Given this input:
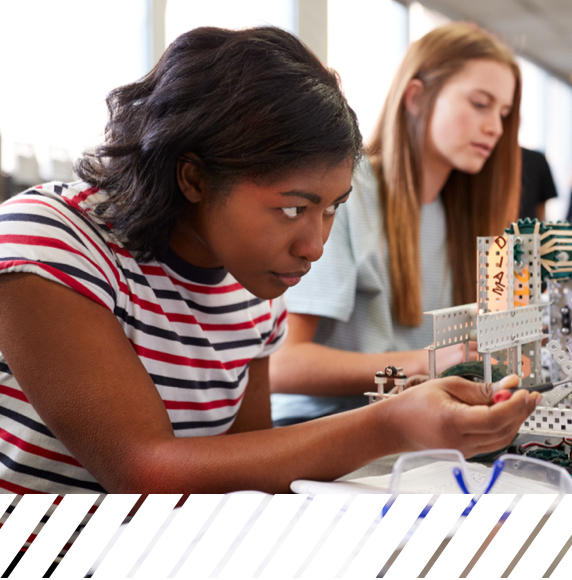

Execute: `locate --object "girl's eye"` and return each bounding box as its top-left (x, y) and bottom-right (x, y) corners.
top-left (472, 101), bottom-right (487, 110)
top-left (281, 206), bottom-right (305, 219)
top-left (324, 203), bottom-right (340, 217)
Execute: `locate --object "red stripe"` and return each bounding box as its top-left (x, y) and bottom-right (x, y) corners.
top-left (65, 186), bottom-right (100, 211)
top-left (139, 264), bottom-right (242, 295)
top-left (170, 277), bottom-right (243, 295)
top-left (0, 233), bottom-right (114, 289)
top-left (0, 428), bottom-right (83, 467)
top-left (113, 287), bottom-right (269, 330)
top-left (163, 392), bottom-right (244, 410)
top-left (132, 342), bottom-right (250, 370)
top-left (108, 242), bottom-right (133, 258)
top-left (276, 309), bottom-right (288, 325)
top-left (1, 197), bottom-right (121, 286)
top-left (0, 384), bottom-right (29, 403)
top-left (0, 477), bottom-right (46, 495)
top-left (0, 260), bottom-right (110, 311)
top-left (199, 312), bottom-right (271, 332)
top-left (164, 312), bottom-right (200, 325)
top-left (118, 282), bottom-right (178, 320)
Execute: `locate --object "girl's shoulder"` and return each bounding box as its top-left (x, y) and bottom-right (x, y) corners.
top-left (347, 157), bottom-right (382, 220)
top-left (2, 181), bottom-right (118, 245)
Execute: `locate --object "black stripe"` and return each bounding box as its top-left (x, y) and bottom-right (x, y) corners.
top-left (172, 415), bottom-right (235, 430)
top-left (153, 289), bottom-right (263, 315)
top-left (160, 245), bottom-right (228, 285)
top-left (0, 406), bottom-right (55, 438)
top-left (123, 269), bottom-right (152, 288)
top-left (267, 333), bottom-right (284, 346)
top-left (42, 261), bottom-right (116, 301)
top-left (150, 365), bottom-right (248, 391)
top-left (0, 213), bottom-right (88, 250)
top-left (22, 188), bottom-right (113, 246)
top-left (114, 307), bottom-right (269, 351)
top-left (0, 363), bottom-right (12, 375)
top-left (0, 257), bottom-right (116, 303)
top-left (0, 451), bottom-right (106, 492)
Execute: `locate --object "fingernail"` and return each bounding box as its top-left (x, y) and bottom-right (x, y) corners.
top-left (499, 375), bottom-right (517, 387)
top-left (493, 375), bottom-right (517, 393)
top-left (536, 395), bottom-right (543, 406)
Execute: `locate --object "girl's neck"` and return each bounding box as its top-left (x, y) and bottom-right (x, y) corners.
top-left (420, 159), bottom-right (452, 205)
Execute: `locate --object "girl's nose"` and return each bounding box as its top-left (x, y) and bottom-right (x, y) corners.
top-left (291, 220), bottom-right (327, 263)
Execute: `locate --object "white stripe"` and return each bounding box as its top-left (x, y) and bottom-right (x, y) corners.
top-left (52, 494), bottom-right (139, 579)
top-left (0, 494), bottom-right (57, 576)
top-left (510, 494), bottom-right (572, 578)
top-left (92, 494), bottom-right (182, 578)
top-left (426, 494), bottom-right (515, 578)
top-left (343, 494), bottom-right (432, 578)
top-left (468, 494), bottom-right (556, 577)
top-left (10, 494), bottom-right (99, 579)
top-left (259, 494), bottom-right (350, 578)
top-left (218, 493), bottom-right (308, 578)
top-left (386, 494), bottom-right (474, 578)
top-left (134, 494), bottom-right (224, 579)
top-left (301, 494), bottom-right (390, 579)
top-left (174, 493), bottom-right (267, 578)
top-left (548, 517), bottom-right (572, 577)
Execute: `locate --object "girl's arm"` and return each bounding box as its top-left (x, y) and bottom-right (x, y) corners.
top-left (269, 312), bottom-right (474, 396)
top-left (0, 273), bottom-right (536, 494)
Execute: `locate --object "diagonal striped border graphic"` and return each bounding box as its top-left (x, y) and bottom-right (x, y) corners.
top-left (0, 493), bottom-right (570, 578)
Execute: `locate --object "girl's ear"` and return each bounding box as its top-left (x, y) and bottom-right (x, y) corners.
top-left (403, 79), bottom-right (425, 117)
top-left (177, 154), bottom-right (206, 203)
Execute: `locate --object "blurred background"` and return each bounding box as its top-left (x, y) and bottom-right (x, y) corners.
top-left (1, 0), bottom-right (571, 219)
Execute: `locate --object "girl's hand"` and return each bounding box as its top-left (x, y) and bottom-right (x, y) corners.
top-left (382, 374), bottom-right (540, 458)
top-left (388, 374), bottom-right (428, 394)
top-left (434, 342), bottom-right (479, 375)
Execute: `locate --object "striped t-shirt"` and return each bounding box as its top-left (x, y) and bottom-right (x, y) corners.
top-left (0, 181), bottom-right (287, 495)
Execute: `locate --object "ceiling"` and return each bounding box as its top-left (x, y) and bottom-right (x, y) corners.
top-left (404, 0), bottom-right (572, 85)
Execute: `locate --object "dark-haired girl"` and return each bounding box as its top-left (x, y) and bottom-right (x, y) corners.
top-left (0, 26), bottom-right (537, 498)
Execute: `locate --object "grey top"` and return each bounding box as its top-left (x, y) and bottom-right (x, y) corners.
top-left (271, 158), bottom-right (453, 422)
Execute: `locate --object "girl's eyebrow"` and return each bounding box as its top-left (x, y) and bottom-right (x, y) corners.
top-left (472, 89), bottom-right (513, 112)
top-left (472, 89), bottom-right (494, 100)
top-left (280, 186), bottom-right (353, 205)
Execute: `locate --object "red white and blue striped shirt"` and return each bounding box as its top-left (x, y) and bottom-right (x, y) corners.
top-left (0, 181), bottom-right (287, 495)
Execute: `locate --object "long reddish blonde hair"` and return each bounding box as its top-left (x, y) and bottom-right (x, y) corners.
top-left (367, 22), bottom-right (521, 327)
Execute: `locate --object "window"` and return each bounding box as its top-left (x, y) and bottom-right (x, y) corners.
top-left (165, 0), bottom-right (295, 46)
top-left (0, 0), bottom-right (147, 184)
top-left (327, 0), bottom-right (407, 143)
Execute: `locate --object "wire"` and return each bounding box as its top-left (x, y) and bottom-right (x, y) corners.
top-left (521, 439), bottom-right (565, 450)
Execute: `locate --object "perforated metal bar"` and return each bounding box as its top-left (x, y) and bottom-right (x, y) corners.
top-left (476, 304), bottom-right (545, 352)
top-left (424, 303), bottom-right (477, 349)
top-left (521, 405), bottom-right (572, 436)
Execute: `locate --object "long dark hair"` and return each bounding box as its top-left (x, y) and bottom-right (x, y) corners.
top-left (75, 26), bottom-right (362, 261)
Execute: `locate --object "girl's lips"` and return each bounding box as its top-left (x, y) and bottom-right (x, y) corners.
top-left (272, 270), bottom-right (309, 287)
top-left (472, 142), bottom-right (493, 156)
top-left (277, 275), bottom-right (302, 287)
